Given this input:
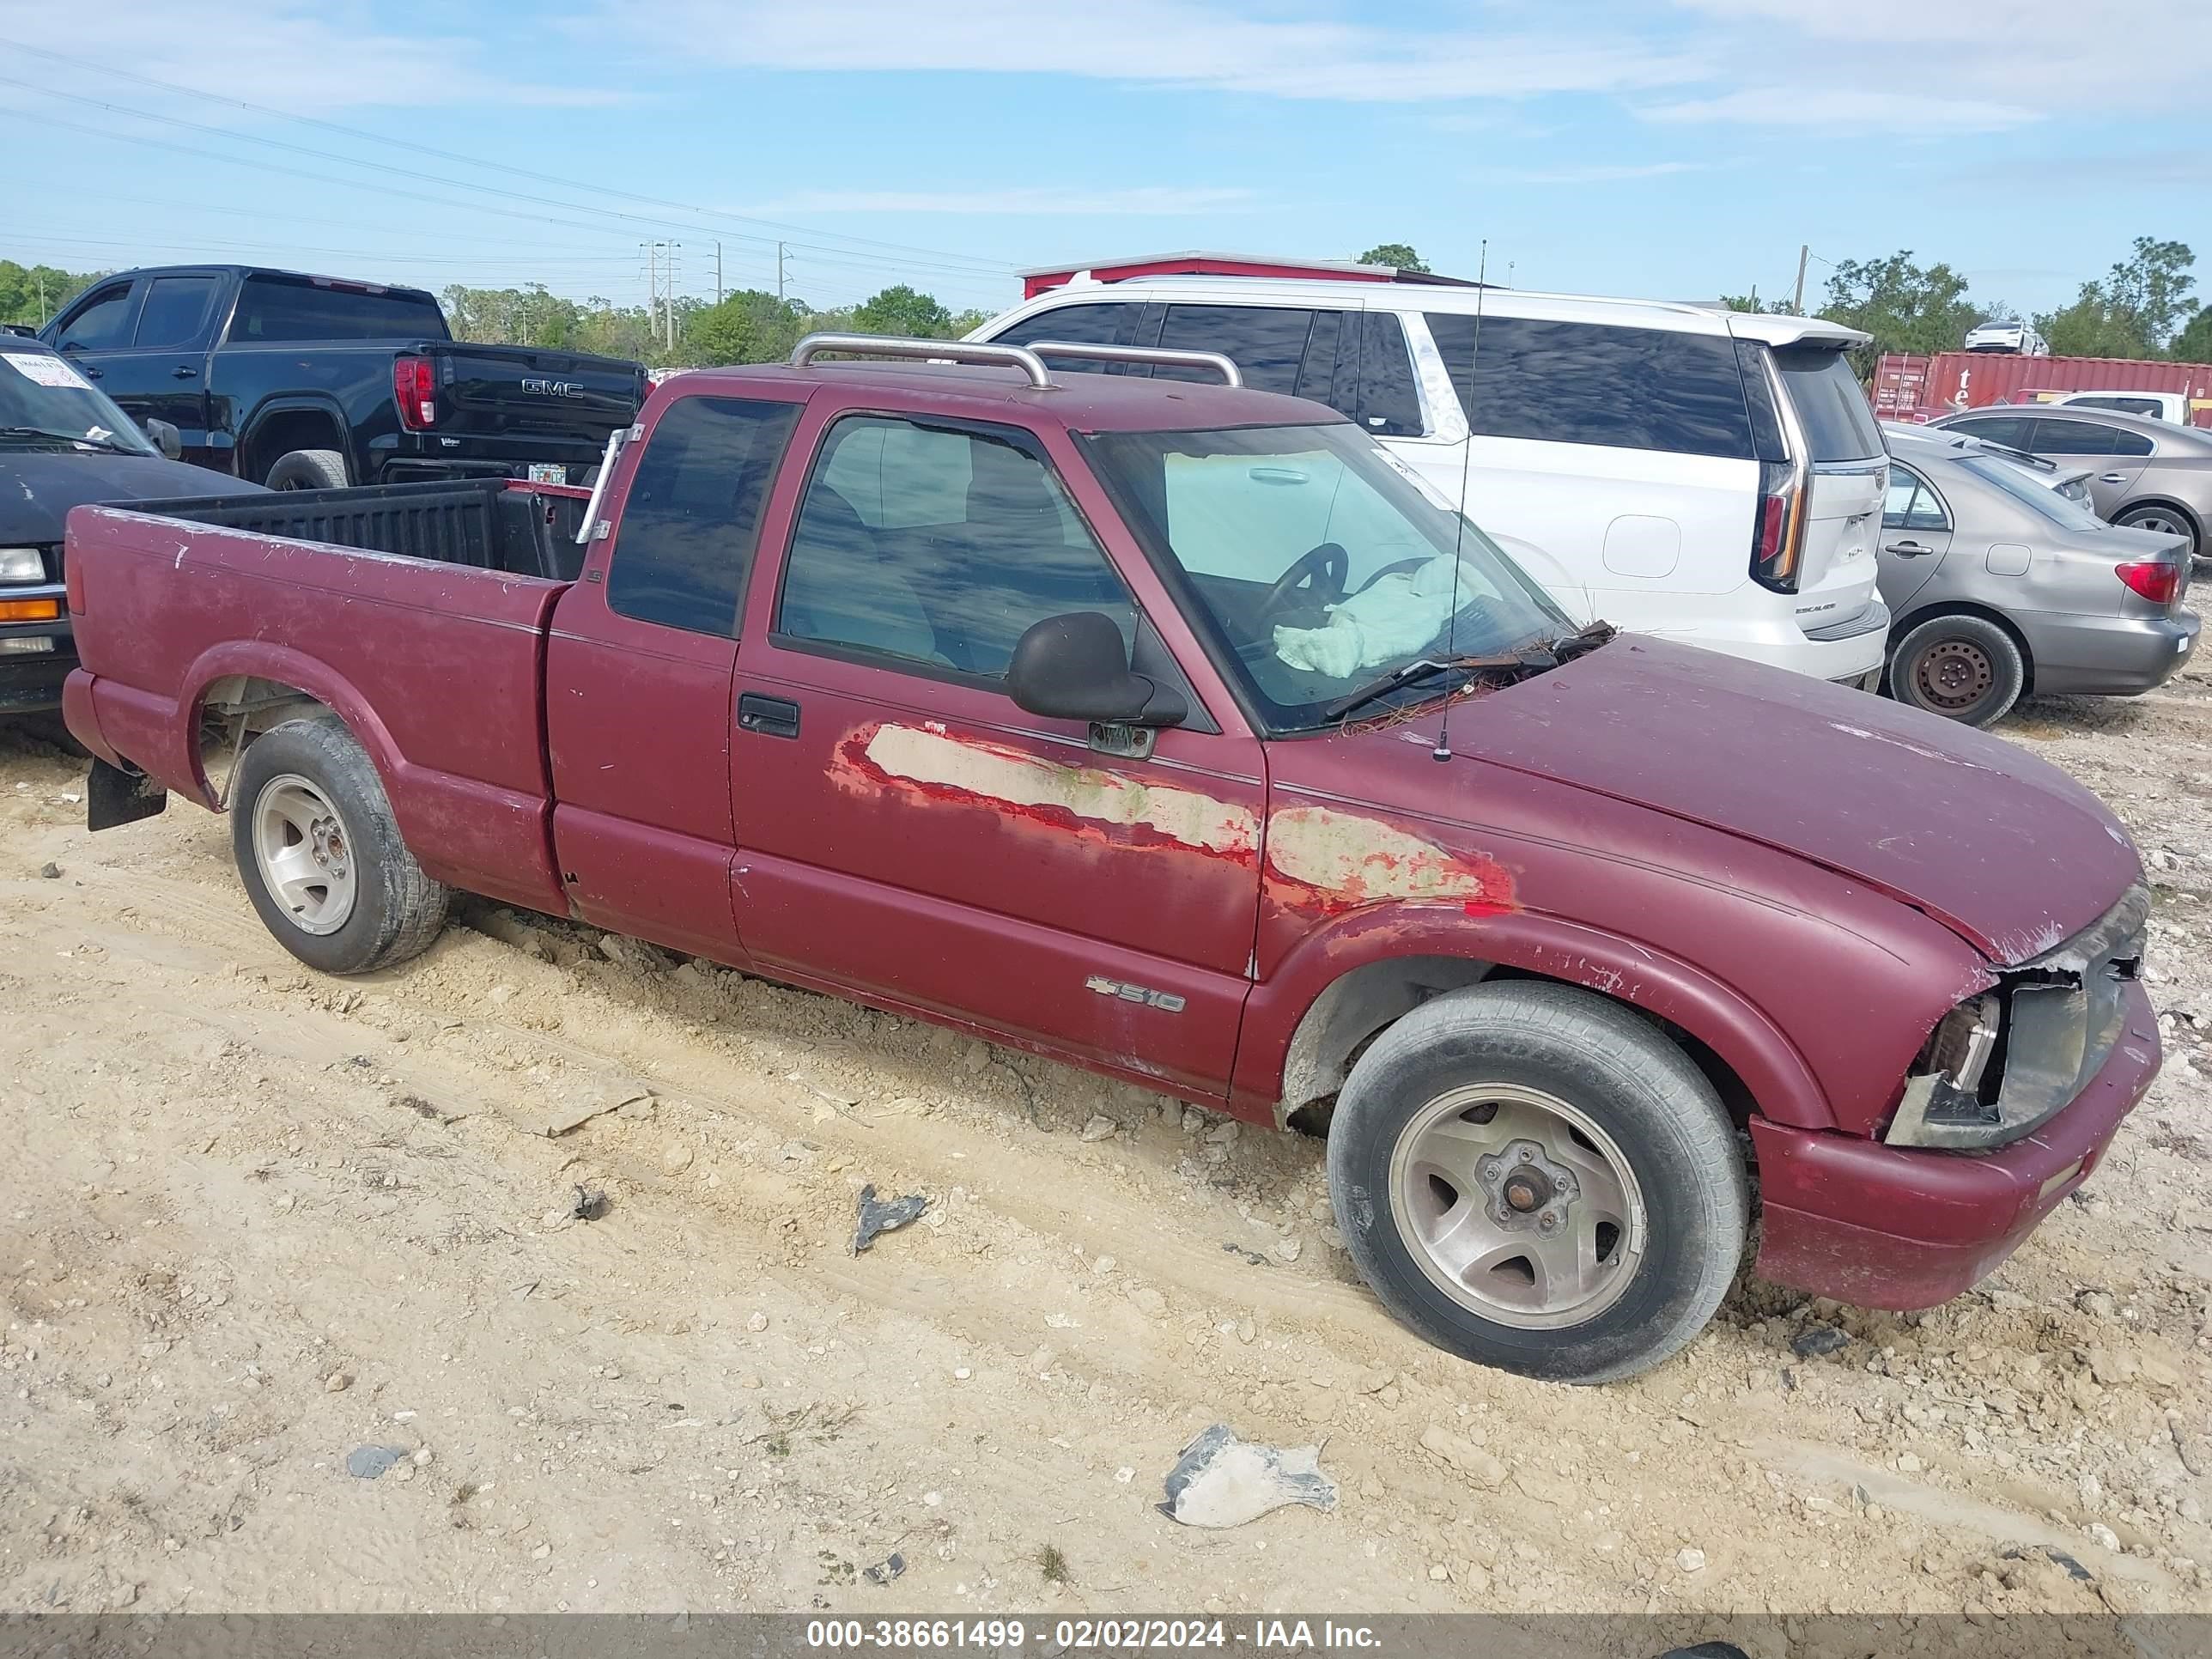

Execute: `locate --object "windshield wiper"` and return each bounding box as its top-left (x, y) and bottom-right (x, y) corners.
top-left (1322, 623), bottom-right (1617, 725)
top-left (1323, 658), bottom-right (1468, 723)
top-left (0, 425), bottom-right (141, 454)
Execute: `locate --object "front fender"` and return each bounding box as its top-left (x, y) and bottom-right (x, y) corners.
top-left (1230, 903), bottom-right (1836, 1131)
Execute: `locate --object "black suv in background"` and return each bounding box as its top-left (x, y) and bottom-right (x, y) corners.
top-left (41, 265), bottom-right (643, 489)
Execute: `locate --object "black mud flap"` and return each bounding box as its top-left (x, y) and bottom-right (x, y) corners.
top-left (87, 757), bottom-right (167, 831)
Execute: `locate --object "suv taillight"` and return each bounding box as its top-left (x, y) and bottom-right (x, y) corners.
top-left (1751, 459), bottom-right (1809, 592)
top-left (394, 356), bottom-right (437, 430)
top-left (2117, 560), bottom-right (2182, 606)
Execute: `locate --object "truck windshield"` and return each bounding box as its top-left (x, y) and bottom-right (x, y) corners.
top-left (1082, 422), bottom-right (1575, 732)
top-left (0, 349), bottom-right (156, 454)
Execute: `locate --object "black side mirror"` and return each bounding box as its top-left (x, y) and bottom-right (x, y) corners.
top-left (142, 419), bottom-right (182, 461)
top-left (1006, 611), bottom-right (1187, 729)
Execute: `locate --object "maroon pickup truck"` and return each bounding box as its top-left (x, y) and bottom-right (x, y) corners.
top-left (60, 335), bottom-right (2160, 1383)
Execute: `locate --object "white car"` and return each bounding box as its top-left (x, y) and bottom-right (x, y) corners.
top-left (2048, 389), bottom-right (2190, 423)
top-left (1963, 319), bottom-right (2051, 356)
top-left (975, 254), bottom-right (1891, 685)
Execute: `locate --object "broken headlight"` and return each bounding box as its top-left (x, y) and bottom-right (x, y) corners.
top-left (1887, 994), bottom-right (2005, 1146)
top-left (1886, 886), bottom-right (2146, 1151)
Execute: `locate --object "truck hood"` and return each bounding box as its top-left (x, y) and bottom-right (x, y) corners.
top-left (1, 452), bottom-right (264, 545)
top-left (1432, 635), bottom-right (2138, 964)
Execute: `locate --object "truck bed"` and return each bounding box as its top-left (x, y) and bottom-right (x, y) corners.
top-left (115, 477), bottom-right (592, 580)
top-left (64, 495), bottom-right (573, 915)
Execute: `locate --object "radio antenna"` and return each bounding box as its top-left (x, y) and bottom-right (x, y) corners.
top-left (1432, 239), bottom-right (1488, 763)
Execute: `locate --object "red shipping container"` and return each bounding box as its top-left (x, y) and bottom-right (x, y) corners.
top-left (1874, 351), bottom-right (2212, 427)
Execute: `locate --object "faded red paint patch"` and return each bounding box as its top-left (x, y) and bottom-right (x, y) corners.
top-left (1263, 804), bottom-right (1516, 917)
top-left (830, 721), bottom-right (1261, 866)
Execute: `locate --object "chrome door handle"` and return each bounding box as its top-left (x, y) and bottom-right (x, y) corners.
top-left (2099, 472), bottom-right (2130, 483)
top-left (1885, 540), bottom-right (1936, 556)
top-left (172, 365), bottom-right (199, 380)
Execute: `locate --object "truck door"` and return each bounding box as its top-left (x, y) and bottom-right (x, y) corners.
top-left (112, 272), bottom-right (225, 465)
top-left (730, 405), bottom-right (1265, 1098)
top-left (46, 278), bottom-right (143, 404)
top-left (544, 390), bottom-right (806, 961)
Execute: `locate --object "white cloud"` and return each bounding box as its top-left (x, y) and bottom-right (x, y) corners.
top-left (0, 0), bottom-right (623, 110)
top-left (605, 0), bottom-right (1708, 102)
top-left (1480, 161), bottom-right (1711, 185)
top-left (1660, 0), bottom-right (2212, 122)
top-left (753, 186), bottom-right (1258, 216)
top-left (1642, 88), bottom-right (2037, 131)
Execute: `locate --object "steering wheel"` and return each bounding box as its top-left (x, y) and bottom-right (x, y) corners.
top-left (1258, 541), bottom-right (1351, 620)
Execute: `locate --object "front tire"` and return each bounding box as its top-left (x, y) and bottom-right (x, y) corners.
top-left (264, 447), bottom-right (349, 491)
top-left (230, 717), bottom-right (450, 974)
top-left (1885, 612), bottom-right (2025, 727)
top-left (1328, 981), bottom-right (1747, 1384)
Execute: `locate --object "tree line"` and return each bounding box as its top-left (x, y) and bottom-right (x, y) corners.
top-left (439, 283), bottom-right (992, 368)
top-left (13, 236), bottom-right (2210, 374)
top-left (1717, 235), bottom-right (2210, 373)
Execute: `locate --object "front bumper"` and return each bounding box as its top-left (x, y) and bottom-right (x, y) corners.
top-left (0, 608), bottom-right (74, 714)
top-left (2023, 607), bottom-right (2198, 697)
top-left (1750, 978), bottom-right (2160, 1310)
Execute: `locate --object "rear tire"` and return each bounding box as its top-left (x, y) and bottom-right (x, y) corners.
top-left (1885, 612), bottom-right (2025, 727)
top-left (1327, 980), bottom-right (1747, 1384)
top-left (230, 717), bottom-right (450, 975)
top-left (265, 447), bottom-right (349, 491)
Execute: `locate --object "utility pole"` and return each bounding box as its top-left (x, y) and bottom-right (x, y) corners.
top-left (1791, 244), bottom-right (1809, 315)
top-left (667, 243), bottom-right (681, 350)
top-left (777, 241), bottom-right (787, 304)
top-left (715, 240), bottom-right (723, 307)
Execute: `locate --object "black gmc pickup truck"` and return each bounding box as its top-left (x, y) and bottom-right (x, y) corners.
top-left (39, 265), bottom-right (644, 489)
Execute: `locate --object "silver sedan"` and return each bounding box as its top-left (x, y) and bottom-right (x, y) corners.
top-left (1878, 427), bottom-right (2199, 726)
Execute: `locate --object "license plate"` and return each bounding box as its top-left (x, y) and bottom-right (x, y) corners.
top-left (527, 463), bottom-right (568, 485)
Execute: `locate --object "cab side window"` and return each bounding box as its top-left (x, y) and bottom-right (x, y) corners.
top-left (775, 415), bottom-right (1135, 679)
top-left (605, 395), bottom-right (802, 637)
top-left (135, 276), bottom-right (221, 351)
top-left (55, 285), bottom-right (136, 351)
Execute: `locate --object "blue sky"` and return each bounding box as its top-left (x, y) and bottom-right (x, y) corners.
top-left (3, 0), bottom-right (2208, 323)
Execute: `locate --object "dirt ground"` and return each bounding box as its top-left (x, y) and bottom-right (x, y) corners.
top-left (2, 664), bottom-right (2209, 1628)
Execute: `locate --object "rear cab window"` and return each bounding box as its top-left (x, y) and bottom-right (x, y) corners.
top-left (227, 276), bottom-right (450, 343)
top-left (606, 395), bottom-right (803, 637)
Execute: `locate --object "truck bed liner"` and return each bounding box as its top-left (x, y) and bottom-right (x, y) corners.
top-left (117, 477), bottom-right (591, 580)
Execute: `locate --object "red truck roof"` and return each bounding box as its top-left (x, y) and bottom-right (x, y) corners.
top-left (673, 361), bottom-right (1340, 433)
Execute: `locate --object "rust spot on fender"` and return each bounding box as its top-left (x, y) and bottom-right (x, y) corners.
top-left (1264, 804), bottom-right (1514, 915)
top-left (831, 722), bottom-right (1260, 863)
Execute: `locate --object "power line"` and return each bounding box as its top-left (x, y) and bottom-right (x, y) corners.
top-left (0, 106), bottom-right (995, 304)
top-left (0, 39), bottom-right (1020, 277)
